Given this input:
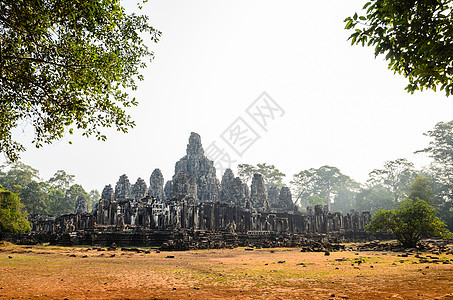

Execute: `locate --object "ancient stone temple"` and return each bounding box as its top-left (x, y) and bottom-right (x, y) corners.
top-left (74, 195), bottom-right (88, 214)
top-left (220, 168), bottom-right (235, 203)
top-left (131, 178), bottom-right (148, 200)
top-left (278, 186), bottom-right (294, 210)
top-left (173, 132), bottom-right (220, 202)
top-left (172, 173), bottom-right (197, 201)
top-left (114, 174), bottom-right (131, 202)
top-left (267, 185), bottom-right (280, 208)
top-left (28, 132), bottom-right (376, 248)
top-left (220, 168), bottom-right (248, 208)
top-left (101, 184), bottom-right (114, 201)
top-left (164, 180), bottom-right (173, 200)
top-left (149, 168), bottom-right (165, 201)
top-left (250, 173), bottom-right (269, 210)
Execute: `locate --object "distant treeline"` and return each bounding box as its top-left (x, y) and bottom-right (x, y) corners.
top-left (239, 120), bottom-right (453, 229)
top-left (2, 120), bottom-right (453, 230)
top-left (0, 162), bottom-right (99, 217)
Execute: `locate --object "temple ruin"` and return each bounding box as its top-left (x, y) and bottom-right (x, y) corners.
top-left (28, 132), bottom-right (375, 248)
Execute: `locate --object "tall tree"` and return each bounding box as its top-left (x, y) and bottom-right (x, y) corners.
top-left (89, 189), bottom-right (100, 211)
top-left (237, 163), bottom-right (285, 187)
top-left (48, 170), bottom-right (75, 191)
top-left (291, 166), bottom-right (354, 210)
top-left (408, 177), bottom-right (435, 205)
top-left (18, 180), bottom-right (47, 215)
top-left (345, 0), bottom-right (453, 96)
top-left (0, 0), bottom-right (161, 161)
top-left (0, 162), bottom-right (40, 192)
top-left (331, 178), bottom-right (361, 213)
top-left (417, 120), bottom-right (453, 228)
top-left (367, 158), bottom-right (417, 203)
top-left (355, 184), bottom-right (395, 213)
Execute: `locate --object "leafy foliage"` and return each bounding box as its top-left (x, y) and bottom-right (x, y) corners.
top-left (355, 184), bottom-right (395, 213)
top-left (0, 162), bottom-right (89, 216)
top-left (367, 198), bottom-right (452, 248)
top-left (416, 120), bottom-right (453, 228)
top-left (0, 0), bottom-right (161, 161)
top-left (291, 166), bottom-right (355, 211)
top-left (367, 158), bottom-right (417, 203)
top-left (237, 163), bottom-right (286, 187)
top-left (345, 0), bottom-right (453, 96)
top-left (0, 186), bottom-right (30, 235)
top-left (408, 176), bottom-right (435, 205)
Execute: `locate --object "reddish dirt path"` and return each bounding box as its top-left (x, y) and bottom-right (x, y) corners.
top-left (0, 243), bottom-right (452, 299)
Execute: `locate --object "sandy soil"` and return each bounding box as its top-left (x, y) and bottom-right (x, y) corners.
top-left (0, 242), bottom-right (452, 300)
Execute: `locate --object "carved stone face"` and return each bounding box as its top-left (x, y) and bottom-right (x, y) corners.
top-left (187, 132), bottom-right (204, 157)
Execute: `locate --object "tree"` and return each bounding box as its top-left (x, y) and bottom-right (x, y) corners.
top-left (0, 0), bottom-right (161, 161)
top-left (331, 178), bottom-right (361, 213)
top-left (48, 170), bottom-right (75, 190)
top-left (367, 158), bottom-right (417, 203)
top-left (345, 1), bottom-right (453, 96)
top-left (306, 194), bottom-right (325, 207)
top-left (0, 162), bottom-right (40, 193)
top-left (64, 184), bottom-right (88, 214)
top-left (237, 163), bottom-right (285, 187)
top-left (408, 177), bottom-right (435, 205)
top-left (89, 189), bottom-right (100, 211)
top-left (19, 180), bottom-right (47, 215)
top-left (355, 184), bottom-right (395, 213)
top-left (291, 166), bottom-right (354, 210)
top-left (0, 186), bottom-right (30, 236)
top-left (367, 198), bottom-right (452, 248)
top-left (416, 120), bottom-right (453, 228)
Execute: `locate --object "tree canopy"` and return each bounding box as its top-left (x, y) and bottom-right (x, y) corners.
top-left (416, 120), bottom-right (453, 228)
top-left (0, 0), bottom-right (161, 161)
top-left (345, 0), bottom-right (453, 96)
top-left (237, 163), bottom-right (286, 187)
top-left (291, 166), bottom-right (355, 211)
top-left (367, 198), bottom-right (451, 248)
top-left (0, 162), bottom-right (94, 216)
top-left (367, 158), bottom-right (416, 203)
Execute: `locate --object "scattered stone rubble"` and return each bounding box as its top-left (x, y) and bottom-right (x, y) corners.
top-left (27, 132), bottom-right (381, 248)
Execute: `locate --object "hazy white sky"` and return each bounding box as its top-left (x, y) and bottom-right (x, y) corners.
top-left (6, 1), bottom-right (453, 192)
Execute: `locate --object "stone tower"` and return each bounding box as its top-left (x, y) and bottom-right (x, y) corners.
top-left (149, 168), bottom-right (165, 201)
top-left (173, 132), bottom-right (220, 202)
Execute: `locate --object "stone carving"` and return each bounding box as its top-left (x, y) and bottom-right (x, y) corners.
top-left (164, 180), bottom-right (173, 200)
top-left (173, 132), bottom-right (219, 202)
top-left (220, 169), bottom-right (248, 207)
top-left (172, 173), bottom-right (197, 201)
top-left (267, 185), bottom-right (280, 208)
top-left (114, 174), bottom-right (131, 202)
top-left (278, 186), bottom-right (293, 210)
top-left (131, 177), bottom-right (148, 200)
top-left (149, 168), bottom-right (165, 201)
top-left (29, 132), bottom-right (378, 248)
top-left (250, 173), bottom-right (269, 210)
top-left (220, 168), bottom-right (235, 204)
top-left (74, 195), bottom-right (88, 214)
top-left (101, 184), bottom-right (114, 200)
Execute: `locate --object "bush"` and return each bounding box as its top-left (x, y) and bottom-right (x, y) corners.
top-left (0, 187), bottom-right (31, 237)
top-left (366, 198), bottom-right (452, 248)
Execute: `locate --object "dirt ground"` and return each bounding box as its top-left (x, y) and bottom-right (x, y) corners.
top-left (0, 242), bottom-right (452, 300)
